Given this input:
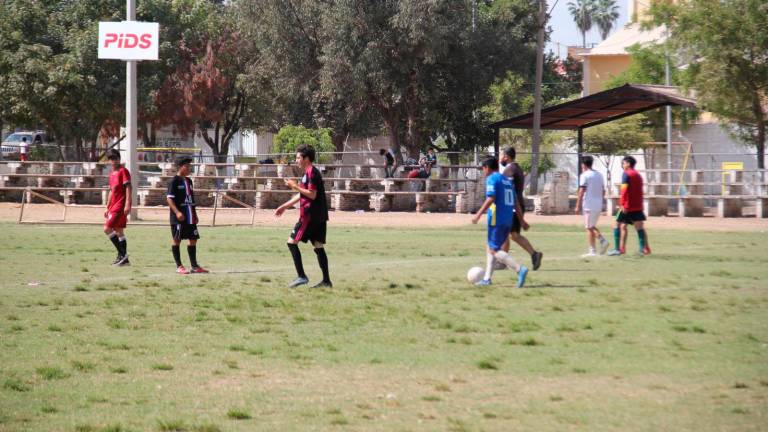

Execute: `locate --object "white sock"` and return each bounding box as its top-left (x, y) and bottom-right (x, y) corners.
top-left (484, 252), bottom-right (495, 281)
top-left (495, 250), bottom-right (520, 272)
top-left (106, 231), bottom-right (116, 238)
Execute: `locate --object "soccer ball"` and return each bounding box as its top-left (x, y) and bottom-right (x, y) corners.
top-left (466, 266), bottom-right (485, 284)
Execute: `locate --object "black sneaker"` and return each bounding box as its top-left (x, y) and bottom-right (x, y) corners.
top-left (115, 254), bottom-right (130, 266)
top-left (311, 280), bottom-right (333, 289)
top-left (531, 251), bottom-right (543, 271)
top-left (118, 258), bottom-right (131, 267)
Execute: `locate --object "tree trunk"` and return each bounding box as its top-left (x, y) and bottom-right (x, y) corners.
top-left (405, 73), bottom-right (422, 160)
top-left (331, 131), bottom-right (346, 162)
top-left (752, 95), bottom-right (765, 170)
top-left (757, 120), bottom-right (765, 170)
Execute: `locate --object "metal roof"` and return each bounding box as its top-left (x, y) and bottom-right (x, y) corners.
top-left (488, 84), bottom-right (697, 131)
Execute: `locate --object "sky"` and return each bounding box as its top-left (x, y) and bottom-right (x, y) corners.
top-left (545, 0), bottom-right (629, 58)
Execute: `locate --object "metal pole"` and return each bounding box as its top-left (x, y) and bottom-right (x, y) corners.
top-left (529, 0), bottom-right (547, 195)
top-left (577, 128), bottom-right (583, 179)
top-left (665, 30), bottom-right (673, 195)
top-left (493, 127), bottom-right (500, 157)
top-left (126, 0), bottom-right (138, 220)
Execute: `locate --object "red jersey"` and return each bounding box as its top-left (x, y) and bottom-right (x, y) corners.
top-left (108, 166), bottom-right (132, 213)
top-left (620, 168), bottom-right (643, 212)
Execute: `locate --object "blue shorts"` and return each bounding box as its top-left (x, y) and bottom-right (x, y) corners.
top-left (487, 225), bottom-right (512, 251)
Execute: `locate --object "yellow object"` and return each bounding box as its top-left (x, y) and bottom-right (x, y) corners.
top-left (721, 162), bottom-right (744, 194)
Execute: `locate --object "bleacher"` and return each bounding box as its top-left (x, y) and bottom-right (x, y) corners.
top-left (0, 161), bottom-right (488, 214)
top-left (1, 161), bottom-right (766, 218)
top-left (605, 168), bottom-right (768, 218)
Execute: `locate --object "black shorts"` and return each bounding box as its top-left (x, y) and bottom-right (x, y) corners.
top-left (171, 223), bottom-right (200, 240)
top-left (290, 218), bottom-right (326, 244)
top-left (615, 210), bottom-right (646, 225)
top-left (511, 209), bottom-right (524, 234)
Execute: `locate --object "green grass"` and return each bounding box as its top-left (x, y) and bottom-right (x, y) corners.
top-left (0, 222), bottom-right (767, 431)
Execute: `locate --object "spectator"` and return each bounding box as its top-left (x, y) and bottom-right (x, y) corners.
top-left (424, 148), bottom-right (437, 175)
top-left (19, 137), bottom-right (28, 162)
top-left (379, 148), bottom-right (398, 178)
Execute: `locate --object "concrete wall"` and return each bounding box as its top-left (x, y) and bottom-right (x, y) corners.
top-left (583, 55), bottom-right (632, 95)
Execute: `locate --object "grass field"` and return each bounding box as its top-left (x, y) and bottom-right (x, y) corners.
top-left (0, 221), bottom-right (767, 431)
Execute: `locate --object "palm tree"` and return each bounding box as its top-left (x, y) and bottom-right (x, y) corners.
top-left (567, 0), bottom-right (597, 48)
top-left (594, 0), bottom-right (620, 40)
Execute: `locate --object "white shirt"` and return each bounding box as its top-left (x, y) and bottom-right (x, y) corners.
top-left (579, 169), bottom-right (604, 211)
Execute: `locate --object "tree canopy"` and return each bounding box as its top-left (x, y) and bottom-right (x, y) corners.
top-left (650, 0), bottom-right (768, 168)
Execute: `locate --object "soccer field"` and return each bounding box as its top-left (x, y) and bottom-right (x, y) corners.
top-left (0, 222), bottom-right (767, 431)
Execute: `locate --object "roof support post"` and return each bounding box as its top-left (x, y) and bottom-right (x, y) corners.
top-left (577, 127), bottom-right (583, 179)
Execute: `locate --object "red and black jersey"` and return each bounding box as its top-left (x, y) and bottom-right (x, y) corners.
top-left (108, 166), bottom-right (131, 213)
top-left (620, 168), bottom-right (644, 212)
top-left (299, 165), bottom-right (328, 221)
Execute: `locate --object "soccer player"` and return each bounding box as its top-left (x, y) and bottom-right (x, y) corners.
top-left (103, 150), bottom-right (131, 266)
top-left (499, 147), bottom-right (543, 270)
top-left (574, 155), bottom-right (609, 256)
top-left (607, 155), bottom-right (651, 256)
top-left (166, 156), bottom-right (209, 274)
top-left (275, 145), bottom-right (332, 288)
top-left (471, 157), bottom-right (529, 288)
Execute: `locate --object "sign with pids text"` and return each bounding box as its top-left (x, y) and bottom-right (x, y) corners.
top-left (98, 21), bottom-right (159, 61)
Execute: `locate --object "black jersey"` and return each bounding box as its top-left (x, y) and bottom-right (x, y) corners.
top-left (167, 175), bottom-right (198, 224)
top-left (299, 165), bottom-right (328, 221)
top-left (501, 162), bottom-right (525, 209)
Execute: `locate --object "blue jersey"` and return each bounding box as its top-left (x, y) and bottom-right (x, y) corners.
top-left (486, 172), bottom-right (515, 227)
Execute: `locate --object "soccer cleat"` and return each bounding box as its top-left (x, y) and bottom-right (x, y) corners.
top-left (599, 238), bottom-right (610, 255)
top-left (581, 251), bottom-right (597, 258)
top-left (115, 254), bottom-right (130, 266)
top-left (606, 249), bottom-right (622, 256)
top-left (118, 258), bottom-right (131, 267)
top-left (531, 251), bottom-right (543, 271)
top-left (642, 246), bottom-right (651, 256)
top-left (288, 277), bottom-right (309, 288)
top-left (475, 279), bottom-right (492, 287)
top-left (190, 266), bottom-right (209, 274)
top-left (516, 266), bottom-right (529, 288)
top-left (111, 255), bottom-right (123, 265)
top-left (311, 280), bottom-right (333, 289)
top-left (176, 265), bottom-right (190, 275)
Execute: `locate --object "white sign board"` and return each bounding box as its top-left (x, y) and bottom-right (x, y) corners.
top-left (98, 21), bottom-right (159, 61)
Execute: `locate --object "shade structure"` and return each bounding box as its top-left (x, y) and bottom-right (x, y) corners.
top-left (489, 84), bottom-right (696, 132)
top-left (488, 84), bottom-right (697, 177)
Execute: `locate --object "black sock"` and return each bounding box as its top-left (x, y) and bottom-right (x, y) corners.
top-left (171, 245), bottom-right (182, 267)
top-left (187, 245), bottom-right (198, 268)
top-left (287, 243), bottom-right (307, 278)
top-left (118, 237), bottom-right (127, 257)
top-left (108, 233), bottom-right (120, 255)
top-left (314, 248), bottom-right (331, 282)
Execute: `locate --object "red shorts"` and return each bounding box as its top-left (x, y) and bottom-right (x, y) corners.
top-left (105, 210), bottom-right (127, 229)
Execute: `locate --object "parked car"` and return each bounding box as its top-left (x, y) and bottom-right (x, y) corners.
top-left (1, 131), bottom-right (47, 160)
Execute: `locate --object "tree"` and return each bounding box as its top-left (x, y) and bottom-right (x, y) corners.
top-left (651, 0), bottom-right (768, 169)
top-left (233, 0), bottom-right (379, 161)
top-left (155, 26), bottom-right (247, 165)
top-left (273, 125), bottom-right (335, 162)
top-left (0, 1), bottom-right (125, 161)
top-left (319, 0), bottom-right (538, 160)
top-left (567, 0), bottom-right (596, 48)
top-left (582, 115), bottom-right (652, 188)
top-left (594, 0), bottom-right (619, 40)
top-left (605, 44), bottom-right (697, 137)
